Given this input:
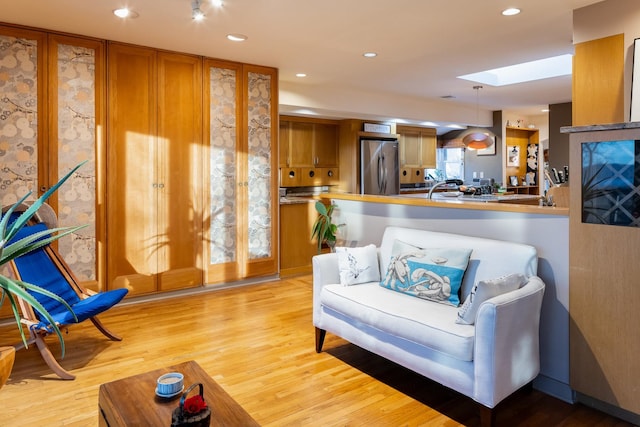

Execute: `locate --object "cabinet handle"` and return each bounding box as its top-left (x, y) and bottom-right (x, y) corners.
top-left (158, 183), bottom-right (164, 189)
top-left (40, 185), bottom-right (48, 192)
top-left (152, 183), bottom-right (158, 188)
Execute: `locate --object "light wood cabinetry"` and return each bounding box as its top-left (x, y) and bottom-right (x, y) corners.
top-left (397, 125), bottom-right (437, 184)
top-left (204, 60), bottom-right (278, 284)
top-left (279, 201), bottom-right (318, 276)
top-left (106, 43), bottom-right (203, 296)
top-left (0, 26), bottom-right (105, 322)
top-left (279, 116), bottom-right (339, 187)
top-left (504, 127), bottom-right (540, 195)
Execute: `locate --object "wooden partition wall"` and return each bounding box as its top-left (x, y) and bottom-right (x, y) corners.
top-left (567, 124), bottom-right (640, 422)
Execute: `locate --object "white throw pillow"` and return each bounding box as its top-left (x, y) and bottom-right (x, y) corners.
top-left (335, 244), bottom-right (380, 286)
top-left (456, 273), bottom-right (526, 325)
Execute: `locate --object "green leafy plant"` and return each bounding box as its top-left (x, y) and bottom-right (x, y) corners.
top-left (0, 162), bottom-right (86, 357)
top-left (310, 201), bottom-right (342, 253)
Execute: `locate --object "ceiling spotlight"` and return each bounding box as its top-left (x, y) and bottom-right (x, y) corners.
top-left (192, 0), bottom-right (205, 20)
top-left (363, 52), bottom-right (377, 58)
top-left (113, 8), bottom-right (139, 18)
top-left (211, 0), bottom-right (223, 7)
top-left (502, 8), bottom-right (521, 16)
top-left (295, 73), bottom-right (307, 78)
top-left (226, 34), bottom-right (248, 42)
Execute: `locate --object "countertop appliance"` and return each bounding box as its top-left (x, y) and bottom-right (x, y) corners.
top-left (360, 139), bottom-right (399, 195)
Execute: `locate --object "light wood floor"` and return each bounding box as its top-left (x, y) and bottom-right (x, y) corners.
top-left (0, 275), bottom-right (634, 426)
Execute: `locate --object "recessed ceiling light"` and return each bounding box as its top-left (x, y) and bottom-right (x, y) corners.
top-left (363, 52), bottom-right (377, 58)
top-left (295, 73), bottom-right (307, 78)
top-left (227, 34), bottom-right (248, 42)
top-left (457, 53), bottom-right (572, 86)
top-left (113, 8), bottom-right (139, 18)
top-left (211, 0), bottom-right (224, 7)
top-left (502, 8), bottom-right (521, 16)
top-left (541, 108), bottom-right (550, 112)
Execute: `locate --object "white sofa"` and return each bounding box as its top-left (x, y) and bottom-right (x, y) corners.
top-left (312, 226), bottom-right (545, 426)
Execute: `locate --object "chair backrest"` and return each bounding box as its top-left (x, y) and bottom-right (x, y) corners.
top-left (8, 221), bottom-right (81, 317)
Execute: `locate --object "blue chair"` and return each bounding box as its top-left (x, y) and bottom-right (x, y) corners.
top-left (6, 206), bottom-right (127, 380)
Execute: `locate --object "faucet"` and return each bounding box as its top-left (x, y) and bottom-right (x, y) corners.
top-left (428, 181), bottom-right (449, 199)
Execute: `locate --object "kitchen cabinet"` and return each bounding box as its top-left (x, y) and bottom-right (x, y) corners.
top-left (505, 126), bottom-right (540, 195)
top-left (204, 60), bottom-right (279, 284)
top-left (0, 26), bottom-right (105, 294)
top-left (280, 116), bottom-right (339, 187)
top-left (106, 43), bottom-right (203, 296)
top-left (279, 201), bottom-right (319, 276)
top-left (397, 125), bottom-right (437, 184)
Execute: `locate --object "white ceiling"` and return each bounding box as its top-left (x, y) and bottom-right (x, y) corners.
top-left (1, 0), bottom-right (603, 131)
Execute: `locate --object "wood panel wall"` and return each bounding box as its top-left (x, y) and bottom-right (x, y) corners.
top-left (568, 127), bottom-right (640, 417)
top-left (572, 34), bottom-right (625, 126)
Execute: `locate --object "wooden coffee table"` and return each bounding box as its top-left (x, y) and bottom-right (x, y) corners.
top-left (99, 360), bottom-right (259, 426)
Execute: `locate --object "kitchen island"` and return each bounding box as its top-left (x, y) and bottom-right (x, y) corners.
top-left (317, 192), bottom-right (572, 405)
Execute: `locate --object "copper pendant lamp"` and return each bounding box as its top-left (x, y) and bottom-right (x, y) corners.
top-left (461, 86), bottom-right (495, 150)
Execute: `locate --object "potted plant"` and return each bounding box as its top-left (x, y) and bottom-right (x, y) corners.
top-left (310, 201), bottom-right (343, 253)
top-left (0, 162), bottom-right (86, 387)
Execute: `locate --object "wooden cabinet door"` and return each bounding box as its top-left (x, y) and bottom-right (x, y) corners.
top-left (156, 52), bottom-right (203, 291)
top-left (400, 130), bottom-right (421, 167)
top-left (313, 123), bottom-right (338, 167)
top-left (420, 131), bottom-right (437, 168)
top-left (107, 43), bottom-right (159, 295)
top-left (289, 122), bottom-right (314, 166)
top-left (279, 121), bottom-right (291, 167)
top-left (107, 44), bottom-right (203, 295)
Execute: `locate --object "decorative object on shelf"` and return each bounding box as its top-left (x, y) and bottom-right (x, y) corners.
top-left (311, 201), bottom-right (343, 253)
top-left (509, 175), bottom-right (519, 187)
top-left (171, 383), bottom-right (211, 427)
top-left (507, 146), bottom-right (520, 167)
top-left (526, 143), bottom-right (538, 185)
top-left (0, 162), bottom-right (86, 359)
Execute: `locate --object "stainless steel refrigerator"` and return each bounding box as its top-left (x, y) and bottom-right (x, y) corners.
top-left (360, 139), bottom-right (400, 195)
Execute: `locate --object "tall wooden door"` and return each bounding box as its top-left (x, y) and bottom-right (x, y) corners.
top-left (203, 60), bottom-right (278, 284)
top-left (107, 43), bottom-right (202, 295)
top-left (0, 26), bottom-right (104, 294)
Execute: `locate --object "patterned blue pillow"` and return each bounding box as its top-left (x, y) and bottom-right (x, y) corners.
top-left (380, 240), bottom-right (472, 306)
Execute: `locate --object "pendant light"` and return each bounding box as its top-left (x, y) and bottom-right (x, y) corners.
top-left (461, 85), bottom-right (495, 150)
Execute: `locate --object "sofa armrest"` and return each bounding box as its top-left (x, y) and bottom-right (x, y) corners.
top-left (472, 276), bottom-right (545, 408)
top-left (312, 253), bottom-right (340, 325)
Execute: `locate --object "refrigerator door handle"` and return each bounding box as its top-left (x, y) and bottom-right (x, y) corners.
top-left (377, 154), bottom-right (384, 193)
top-left (381, 153), bottom-right (387, 193)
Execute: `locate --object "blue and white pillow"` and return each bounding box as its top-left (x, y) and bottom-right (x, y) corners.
top-left (380, 240), bottom-right (472, 306)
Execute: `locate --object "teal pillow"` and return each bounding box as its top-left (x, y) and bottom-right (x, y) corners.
top-left (380, 240), bottom-right (472, 306)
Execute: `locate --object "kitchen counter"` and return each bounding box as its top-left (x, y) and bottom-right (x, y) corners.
top-left (321, 192), bottom-right (567, 216)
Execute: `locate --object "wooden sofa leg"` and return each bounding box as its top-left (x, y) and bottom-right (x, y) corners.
top-left (479, 404), bottom-right (495, 427)
top-left (315, 327), bottom-right (326, 353)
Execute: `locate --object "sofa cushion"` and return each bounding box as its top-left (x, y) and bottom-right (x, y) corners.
top-left (320, 282), bottom-right (475, 361)
top-left (456, 273), bottom-right (526, 325)
top-left (380, 240), bottom-right (472, 306)
top-left (335, 244), bottom-right (380, 285)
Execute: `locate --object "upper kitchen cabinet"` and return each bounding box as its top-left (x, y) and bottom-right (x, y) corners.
top-left (204, 60), bottom-right (279, 284)
top-left (0, 26), bottom-right (106, 295)
top-left (280, 116), bottom-right (339, 167)
top-left (280, 116), bottom-right (339, 187)
top-left (106, 43), bottom-right (203, 296)
top-left (397, 125), bottom-right (437, 184)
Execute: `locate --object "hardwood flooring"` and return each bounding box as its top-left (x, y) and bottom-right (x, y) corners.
top-left (0, 275), bottom-right (634, 426)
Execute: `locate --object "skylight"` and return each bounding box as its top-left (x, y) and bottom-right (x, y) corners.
top-left (457, 54), bottom-right (572, 86)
